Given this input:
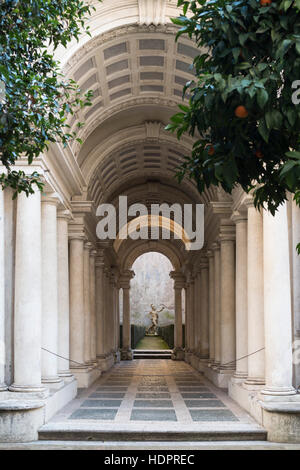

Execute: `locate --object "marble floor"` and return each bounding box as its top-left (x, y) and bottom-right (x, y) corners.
top-left (43, 360), bottom-right (264, 435)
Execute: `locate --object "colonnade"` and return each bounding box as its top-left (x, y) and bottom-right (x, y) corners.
top-left (179, 197), bottom-right (299, 397)
top-left (0, 187), bottom-right (299, 427)
top-left (0, 189), bottom-right (126, 392)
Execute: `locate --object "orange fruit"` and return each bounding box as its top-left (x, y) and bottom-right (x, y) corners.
top-left (255, 150), bottom-right (264, 159)
top-left (260, 0), bottom-right (272, 6)
top-left (235, 105), bottom-right (249, 118)
top-left (205, 144), bottom-right (215, 156)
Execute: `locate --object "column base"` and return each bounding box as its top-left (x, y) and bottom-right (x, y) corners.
top-left (44, 377), bottom-right (77, 421)
top-left (185, 351), bottom-right (193, 364)
top-left (259, 397), bottom-right (300, 443)
top-left (0, 396), bottom-right (45, 442)
top-left (203, 365), bottom-right (234, 389)
top-left (58, 370), bottom-right (73, 379)
top-left (172, 348), bottom-right (185, 361)
top-left (97, 354), bottom-right (115, 371)
top-left (233, 371), bottom-right (248, 381)
top-left (190, 353), bottom-right (200, 370)
top-left (121, 349), bottom-right (133, 361)
top-left (0, 384), bottom-right (8, 392)
top-left (8, 384), bottom-right (48, 396)
top-left (42, 377), bottom-right (64, 390)
top-left (228, 378), bottom-right (265, 425)
top-left (244, 377), bottom-right (265, 387)
top-left (261, 386), bottom-right (297, 397)
top-left (197, 358), bottom-right (209, 373)
top-left (211, 361), bottom-right (220, 371)
top-left (206, 359), bottom-right (215, 368)
top-left (70, 365), bottom-right (101, 388)
top-left (114, 350), bottom-right (121, 363)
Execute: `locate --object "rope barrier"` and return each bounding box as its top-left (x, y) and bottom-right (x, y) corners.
top-left (42, 346), bottom-right (266, 371)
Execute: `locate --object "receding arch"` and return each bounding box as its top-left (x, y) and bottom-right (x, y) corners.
top-left (121, 240), bottom-right (183, 271)
top-left (114, 214), bottom-right (192, 253)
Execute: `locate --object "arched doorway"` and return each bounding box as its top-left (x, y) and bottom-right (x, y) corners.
top-left (130, 252), bottom-right (174, 357)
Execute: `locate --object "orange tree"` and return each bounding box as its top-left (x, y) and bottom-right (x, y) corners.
top-left (0, 0), bottom-right (101, 196)
top-left (167, 0), bottom-right (300, 217)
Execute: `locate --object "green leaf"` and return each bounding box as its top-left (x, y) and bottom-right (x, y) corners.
top-left (265, 110), bottom-right (283, 129)
top-left (258, 119), bottom-right (270, 142)
top-left (257, 88), bottom-right (269, 109)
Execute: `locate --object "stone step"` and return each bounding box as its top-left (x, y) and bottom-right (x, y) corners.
top-left (38, 425), bottom-right (267, 442)
top-left (5, 441), bottom-right (300, 450)
top-left (133, 350), bottom-right (173, 359)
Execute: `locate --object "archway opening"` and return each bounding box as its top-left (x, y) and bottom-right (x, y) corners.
top-left (130, 252), bottom-right (174, 352)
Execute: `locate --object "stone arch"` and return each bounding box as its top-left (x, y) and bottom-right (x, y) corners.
top-left (121, 240), bottom-right (183, 271)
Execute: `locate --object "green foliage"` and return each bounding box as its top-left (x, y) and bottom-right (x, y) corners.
top-left (0, 0), bottom-right (101, 196)
top-left (167, 0), bottom-right (300, 214)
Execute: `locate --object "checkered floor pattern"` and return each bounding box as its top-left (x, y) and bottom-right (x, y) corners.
top-left (51, 360), bottom-right (246, 424)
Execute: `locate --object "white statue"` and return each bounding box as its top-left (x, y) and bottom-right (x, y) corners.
top-left (146, 303), bottom-right (165, 335)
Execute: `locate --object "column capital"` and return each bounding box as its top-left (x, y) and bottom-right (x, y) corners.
top-left (199, 258), bottom-right (209, 270)
top-left (41, 194), bottom-right (60, 207)
top-left (95, 253), bottom-right (105, 269)
top-left (119, 270), bottom-right (135, 289)
top-left (231, 210), bottom-right (247, 224)
top-left (219, 222), bottom-right (236, 242)
top-left (211, 242), bottom-right (220, 252)
top-left (57, 209), bottom-right (72, 221)
top-left (206, 249), bottom-right (214, 259)
top-left (170, 271), bottom-right (186, 289)
top-left (244, 195), bottom-right (255, 208)
top-left (84, 241), bottom-right (93, 251)
top-left (90, 249), bottom-right (97, 258)
top-left (69, 234), bottom-right (85, 241)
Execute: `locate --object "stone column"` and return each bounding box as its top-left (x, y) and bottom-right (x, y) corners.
top-left (115, 281), bottom-right (120, 354)
top-left (212, 243), bottom-right (221, 366)
top-left (188, 276), bottom-right (195, 353)
top-left (120, 270), bottom-right (135, 360)
top-left (90, 250), bottom-right (97, 363)
top-left (199, 259), bottom-right (209, 359)
top-left (262, 204), bottom-right (296, 396)
top-left (207, 250), bottom-right (215, 365)
top-left (57, 211), bottom-right (72, 377)
top-left (95, 253), bottom-right (105, 361)
top-left (104, 268), bottom-right (112, 355)
top-left (109, 273), bottom-right (116, 354)
top-left (69, 236), bottom-right (86, 369)
top-left (193, 270), bottom-right (201, 356)
top-left (83, 242), bottom-right (92, 365)
top-left (184, 285), bottom-right (189, 352)
top-left (0, 189), bottom-right (7, 391)
top-left (245, 202), bottom-right (265, 385)
top-left (291, 199), bottom-right (300, 387)
top-left (170, 272), bottom-right (185, 359)
top-left (219, 227), bottom-right (236, 371)
top-left (41, 196), bottom-right (62, 385)
top-left (9, 191), bottom-right (45, 393)
top-left (232, 211), bottom-right (248, 379)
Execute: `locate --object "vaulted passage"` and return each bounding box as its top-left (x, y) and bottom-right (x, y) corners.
top-left (1, 0), bottom-right (300, 447)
